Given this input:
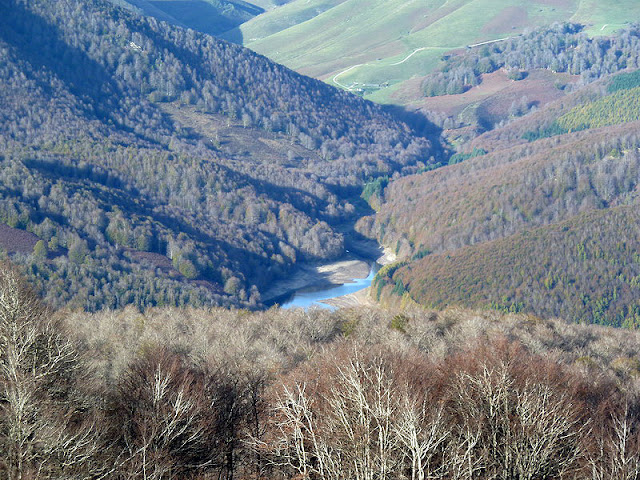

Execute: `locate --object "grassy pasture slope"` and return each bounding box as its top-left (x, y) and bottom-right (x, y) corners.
top-left (224, 0), bottom-right (347, 42)
top-left (229, 0), bottom-right (640, 103)
top-left (573, 0), bottom-right (640, 34)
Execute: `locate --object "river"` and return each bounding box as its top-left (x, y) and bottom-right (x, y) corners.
top-left (280, 262), bottom-right (379, 310)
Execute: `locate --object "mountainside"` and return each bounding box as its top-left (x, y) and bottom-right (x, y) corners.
top-left (374, 207), bottom-right (640, 326)
top-left (362, 69), bottom-right (640, 326)
top-left (0, 0), bottom-right (436, 310)
top-left (114, 0), bottom-right (265, 37)
top-left (411, 23), bottom-right (640, 135)
top-left (225, 0), bottom-right (640, 103)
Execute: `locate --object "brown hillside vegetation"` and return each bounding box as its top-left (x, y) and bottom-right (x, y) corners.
top-left (406, 68), bottom-right (576, 131)
top-left (468, 75), bottom-right (611, 152)
top-left (0, 223), bottom-right (39, 254)
top-left (3, 264), bottom-right (640, 478)
top-left (362, 120), bottom-right (640, 260)
top-left (375, 206), bottom-right (640, 327)
top-left (360, 74), bottom-right (640, 327)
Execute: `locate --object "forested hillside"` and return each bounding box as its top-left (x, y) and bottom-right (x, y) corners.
top-left (0, 0), bottom-right (435, 310)
top-left (361, 69), bottom-right (640, 326)
top-left (4, 263), bottom-right (640, 479)
top-left (421, 23), bottom-right (640, 98)
top-left (374, 207), bottom-right (640, 327)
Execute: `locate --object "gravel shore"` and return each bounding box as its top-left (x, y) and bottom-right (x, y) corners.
top-left (262, 245), bottom-right (397, 306)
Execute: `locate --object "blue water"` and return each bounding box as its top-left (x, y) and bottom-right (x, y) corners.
top-left (281, 263), bottom-right (379, 310)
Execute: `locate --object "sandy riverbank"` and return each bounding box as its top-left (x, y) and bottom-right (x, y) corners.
top-left (261, 256), bottom-right (372, 303)
top-left (321, 286), bottom-right (375, 308)
top-left (262, 243), bottom-right (398, 306)
top-left (376, 246), bottom-right (397, 266)
top-left (321, 246), bottom-right (397, 309)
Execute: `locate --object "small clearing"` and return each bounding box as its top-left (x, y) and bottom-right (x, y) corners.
top-left (0, 223), bottom-right (39, 254)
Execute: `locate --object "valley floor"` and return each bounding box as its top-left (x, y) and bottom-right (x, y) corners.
top-left (261, 256), bottom-right (371, 303)
top-left (322, 246), bottom-right (397, 308)
top-left (263, 244), bottom-right (397, 307)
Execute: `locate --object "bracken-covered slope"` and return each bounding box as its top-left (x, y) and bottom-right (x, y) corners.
top-left (364, 70), bottom-right (640, 327)
top-left (0, 0), bottom-right (435, 310)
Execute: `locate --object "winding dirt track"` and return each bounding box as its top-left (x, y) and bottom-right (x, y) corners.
top-left (331, 37), bottom-right (511, 91)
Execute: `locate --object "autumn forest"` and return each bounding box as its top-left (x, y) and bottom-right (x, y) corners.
top-left (2, 0), bottom-right (640, 478)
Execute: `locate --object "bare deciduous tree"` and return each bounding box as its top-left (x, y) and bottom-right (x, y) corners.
top-left (590, 398), bottom-right (640, 480)
top-left (111, 347), bottom-right (221, 480)
top-left (0, 264), bottom-right (103, 479)
top-left (394, 393), bottom-right (449, 480)
top-left (448, 359), bottom-right (587, 480)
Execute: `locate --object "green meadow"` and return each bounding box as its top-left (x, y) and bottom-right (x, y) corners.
top-left (227, 0), bottom-right (640, 103)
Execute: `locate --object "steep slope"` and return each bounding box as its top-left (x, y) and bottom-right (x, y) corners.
top-left (116, 0), bottom-right (265, 37)
top-left (410, 23), bottom-right (640, 131)
top-left (0, 0), bottom-right (435, 310)
top-left (364, 125), bottom-right (640, 258)
top-left (374, 206), bottom-right (640, 326)
top-left (225, 0), bottom-right (640, 103)
top-left (362, 71), bottom-right (640, 326)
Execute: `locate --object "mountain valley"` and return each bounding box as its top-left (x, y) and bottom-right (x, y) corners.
top-left (0, 0), bottom-right (436, 310)
top-left (2, 1), bottom-right (640, 478)
top-left (361, 62), bottom-right (640, 324)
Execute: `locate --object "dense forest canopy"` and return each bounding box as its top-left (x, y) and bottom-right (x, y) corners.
top-left (374, 206), bottom-right (640, 327)
top-left (0, 0), bottom-right (436, 310)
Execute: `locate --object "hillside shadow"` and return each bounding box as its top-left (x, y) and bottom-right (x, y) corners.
top-left (0, 2), bottom-right (121, 119)
top-left (220, 26), bottom-right (244, 45)
top-left (381, 103), bottom-right (442, 137)
top-left (149, 0), bottom-right (263, 37)
top-left (229, 0), bottom-right (264, 16)
top-left (381, 103), bottom-right (450, 164)
top-left (0, 0), bottom-right (176, 146)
